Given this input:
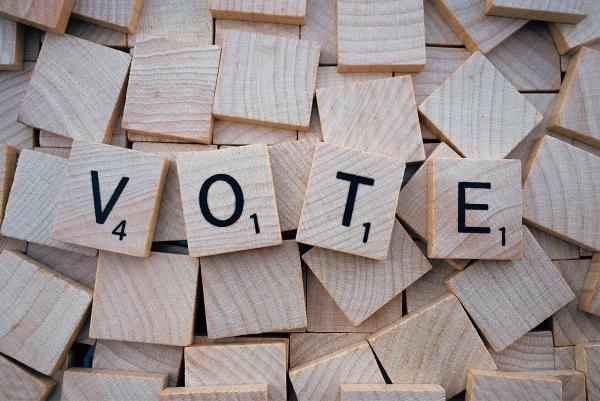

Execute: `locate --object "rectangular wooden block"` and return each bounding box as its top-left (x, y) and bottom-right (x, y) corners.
top-left (427, 158), bottom-right (523, 260)
top-left (337, 0), bottom-right (426, 73)
top-left (62, 368), bottom-right (167, 401)
top-left (489, 331), bottom-right (555, 372)
top-left (160, 385), bottom-right (268, 401)
top-left (0, 0), bottom-right (73, 34)
top-left (580, 253), bottom-right (600, 315)
top-left (213, 31), bottom-right (319, 131)
top-left (0, 353), bottom-right (55, 401)
top-left (123, 40), bottom-right (220, 144)
top-left (72, 0), bottom-right (144, 33)
top-left (340, 384), bottom-right (445, 401)
top-left (66, 19), bottom-right (128, 48)
top-left (90, 251), bottom-right (198, 346)
top-left (52, 141), bottom-right (168, 257)
top-left (576, 343), bottom-right (600, 401)
top-left (0, 62), bottom-right (34, 151)
top-left (0, 18), bottom-right (23, 70)
top-left (486, 0), bottom-right (590, 23)
top-left (209, 0), bottom-right (307, 24)
top-left (0, 251), bottom-right (92, 375)
top-left (19, 34), bottom-right (131, 144)
top-left (185, 342), bottom-right (287, 401)
top-left (466, 370), bottom-right (562, 401)
top-left (289, 333), bottom-right (368, 368)
top-left (446, 227), bottom-right (575, 352)
top-left (215, 18), bottom-right (299, 47)
top-left (26, 242), bottom-right (97, 288)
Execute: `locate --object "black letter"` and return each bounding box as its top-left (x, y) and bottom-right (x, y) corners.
top-left (457, 182), bottom-right (491, 234)
top-left (336, 172), bottom-right (375, 227)
top-left (91, 171), bottom-right (129, 224)
top-left (199, 174), bottom-right (244, 227)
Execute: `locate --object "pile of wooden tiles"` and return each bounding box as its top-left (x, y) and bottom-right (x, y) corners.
top-left (0, 0), bottom-right (599, 400)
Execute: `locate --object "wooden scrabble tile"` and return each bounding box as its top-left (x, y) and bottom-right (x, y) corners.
top-left (419, 51), bottom-right (542, 158)
top-left (340, 384), bottom-right (445, 401)
top-left (301, 0), bottom-right (335, 64)
top-left (489, 331), bottom-right (555, 372)
top-left (52, 141), bottom-right (168, 256)
top-left (369, 294), bottom-right (496, 398)
top-left (66, 19), bottom-right (128, 48)
top-left (405, 252), bottom-right (455, 313)
top-left (581, 253), bottom-right (600, 315)
top-left (215, 18), bottom-right (299, 47)
top-left (213, 31), bottom-right (319, 131)
top-left (486, 0), bottom-right (590, 23)
top-left (427, 158), bottom-right (523, 260)
top-left (316, 66), bottom-right (391, 89)
top-left (289, 340), bottom-right (384, 401)
top-left (185, 342), bottom-right (287, 401)
top-left (160, 385), bottom-right (268, 401)
top-left (0, 62), bottom-right (34, 151)
top-left (0, 251), bottom-right (92, 375)
top-left (553, 259), bottom-right (600, 345)
top-left (555, 347), bottom-right (576, 370)
top-left (549, 2), bottom-right (600, 54)
top-left (177, 144), bottom-right (281, 257)
top-left (1, 150), bottom-right (94, 254)
top-left (528, 224), bottom-right (581, 260)
top-left (93, 340), bottom-right (182, 386)
top-left (90, 251), bottom-right (198, 346)
top-left (549, 46), bottom-right (600, 147)
top-left (0, 353), bottom-right (55, 401)
top-left (337, 0), bottom-right (425, 73)
top-left (201, 241), bottom-right (306, 338)
top-left (62, 368), bottom-right (167, 401)
top-left (27, 243), bottom-right (97, 288)
top-left (289, 333), bottom-right (368, 368)
top-left (72, 0), bottom-right (144, 33)
top-left (576, 343), bottom-right (600, 400)
top-left (446, 227), bottom-right (575, 352)
top-left (123, 40), bottom-right (220, 144)
top-left (19, 34), bottom-right (131, 144)
top-left (523, 136), bottom-right (600, 251)
top-left (317, 77), bottom-right (424, 162)
top-left (0, 0), bottom-right (73, 34)
top-left (466, 370), bottom-right (562, 401)
top-left (297, 143), bottom-right (404, 260)
top-left (303, 220), bottom-right (431, 324)
top-left (0, 18), bottom-right (23, 70)
top-left (209, 0), bottom-right (306, 24)
top-left (424, 0), bottom-right (461, 46)
top-left (430, 0), bottom-right (528, 53)
top-left (212, 120), bottom-right (297, 145)
top-left (521, 370), bottom-right (586, 401)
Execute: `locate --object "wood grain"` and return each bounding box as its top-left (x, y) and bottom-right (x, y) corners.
top-left (90, 251), bottom-right (199, 346)
top-left (528, 224), bottom-right (581, 260)
top-left (580, 253), bottom-right (600, 315)
top-left (212, 120), bottom-right (297, 145)
top-left (0, 62), bottom-right (34, 151)
top-left (486, 0), bottom-right (590, 23)
top-left (337, 0), bottom-right (425, 73)
top-left (33, 147), bottom-right (70, 158)
top-left (446, 227), bottom-right (575, 352)
top-left (419, 51), bottom-right (542, 159)
top-left (26, 242), bottom-right (97, 288)
top-left (302, 0), bottom-right (335, 64)
top-left (341, 384), bottom-right (445, 401)
top-left (520, 370), bottom-right (586, 401)
top-left (215, 18), bottom-right (299, 47)
top-left (489, 331), bottom-right (555, 372)
top-left (0, 0), bottom-right (74, 34)
top-left (160, 385), bottom-right (268, 401)
top-left (424, 0), bottom-right (461, 46)
top-left (213, 31), bottom-right (319, 131)
top-left (39, 131), bottom-right (72, 147)
top-left (466, 370), bottom-right (562, 401)
top-left (405, 250), bottom-right (455, 313)
top-left (0, 353), bottom-right (55, 401)
top-left (316, 66), bottom-right (391, 89)
top-left (289, 333), bottom-right (368, 368)
top-left (72, 0), bottom-right (144, 33)
top-left (549, 1), bottom-right (600, 54)
top-left (66, 18), bottom-right (127, 48)
top-left (576, 343), bottom-right (600, 401)
top-left (209, 0), bottom-right (306, 24)
top-left (555, 347), bottom-right (576, 370)
top-left (0, 18), bottom-right (23, 70)
top-left (561, 41), bottom-right (600, 71)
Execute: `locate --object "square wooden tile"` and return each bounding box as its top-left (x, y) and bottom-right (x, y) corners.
top-left (486, 0), bottom-right (589, 23)
top-left (160, 385), bottom-right (268, 401)
top-left (0, 0), bottom-right (73, 34)
top-left (466, 370), bottom-right (561, 401)
top-left (341, 384), bottom-right (445, 401)
top-left (427, 158), bottom-right (523, 260)
top-left (177, 144), bottom-right (282, 257)
top-left (549, 2), bottom-right (600, 54)
top-left (297, 143), bottom-right (404, 260)
top-left (316, 76), bottom-right (425, 162)
top-left (52, 141), bottom-right (168, 257)
top-left (90, 251), bottom-right (199, 346)
top-left (0, 18), bottom-right (23, 70)
top-left (489, 331), bottom-right (555, 372)
top-left (0, 62), bottom-right (34, 152)
top-left (72, 0), bottom-right (144, 33)
top-left (123, 40), bottom-right (220, 144)
top-left (209, 0), bottom-right (307, 24)
top-left (576, 343), bottom-right (600, 401)
top-left (0, 353), bottom-right (55, 401)
top-left (581, 253), bottom-right (600, 315)
top-left (18, 34), bottom-right (131, 144)
top-left (213, 31), bottom-right (319, 131)
top-left (289, 333), bottom-right (369, 368)
top-left (26, 243), bottom-right (97, 289)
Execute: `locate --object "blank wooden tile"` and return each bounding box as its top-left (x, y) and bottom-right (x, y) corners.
top-left (93, 340), bottom-right (182, 386)
top-left (419, 51), bottom-right (542, 158)
top-left (289, 341), bottom-right (384, 401)
top-left (424, 0), bottom-right (461, 46)
top-left (201, 241), bottom-right (306, 338)
top-left (19, 34), bottom-right (131, 144)
top-left (0, 0), bottom-right (73, 34)
top-left (185, 342), bottom-right (287, 401)
top-left (212, 120), bottom-right (297, 145)
top-left (486, 0), bottom-right (590, 23)
top-left (52, 141), bottom-right (168, 257)
top-left (431, 0), bottom-right (528, 53)
top-left (549, 46), bottom-right (600, 147)
top-left (466, 370), bottom-right (561, 401)
top-left (62, 368), bottom-right (167, 401)
top-left (341, 384), bottom-right (445, 401)
top-left (520, 370), bottom-right (586, 401)
top-left (177, 144), bottom-right (281, 257)
top-left (160, 385), bottom-right (268, 401)
top-left (0, 62), bottom-right (34, 151)
top-left (289, 333), bottom-right (368, 368)
top-left (73, 0), bottom-right (144, 33)
top-left (549, 2), bottom-right (600, 54)
top-left (0, 18), bottom-right (22, 70)
top-left (215, 18), bottom-right (299, 47)
top-left (123, 40), bottom-right (220, 143)
top-left (90, 251), bottom-right (199, 346)
top-left (297, 143), bottom-right (404, 260)
top-left (66, 19), bottom-right (128, 48)
top-left (490, 331), bottom-right (555, 372)
top-left (213, 31), bottom-right (319, 131)
top-left (576, 343), bottom-right (600, 400)
top-left (303, 220), bottom-right (430, 324)
top-left (555, 347), bottom-right (576, 370)
top-left (446, 227), bottom-right (575, 352)
top-left (581, 253), bottom-right (600, 315)
top-left (302, 0), bottom-right (335, 64)
top-left (337, 0), bottom-right (425, 73)
top-left (523, 135), bottom-right (600, 251)
top-left (0, 251), bottom-right (92, 375)
top-left (209, 0), bottom-right (306, 24)
top-left (27, 243), bottom-right (97, 288)
top-left (317, 77), bottom-right (425, 162)
top-left (428, 158), bottom-right (523, 260)
top-left (0, 353), bottom-right (55, 401)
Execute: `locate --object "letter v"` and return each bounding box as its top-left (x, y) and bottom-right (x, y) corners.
top-left (91, 171), bottom-right (130, 224)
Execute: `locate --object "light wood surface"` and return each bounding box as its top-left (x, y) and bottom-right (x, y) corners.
top-left (549, 1), bottom-right (600, 54)
top-left (523, 135), bottom-right (600, 251)
top-left (316, 66), bottom-right (391, 89)
top-left (419, 51), bottom-right (542, 159)
top-left (26, 242), bottom-right (97, 288)
top-left (213, 31), bottom-right (319, 131)
top-left (424, 0), bottom-right (461, 46)
top-left (405, 248), bottom-right (455, 313)
top-left (52, 141), bottom-right (168, 257)
top-left (72, 0), bottom-right (144, 33)
top-left (297, 143), bottom-right (404, 260)
top-left (160, 385), bottom-right (269, 401)
top-left (289, 333), bottom-right (368, 368)
top-left (555, 347), bottom-right (576, 370)
top-left (561, 41), bottom-right (600, 72)
top-left (212, 120), bottom-right (297, 145)
top-left (0, 353), bottom-right (55, 401)
top-left (66, 19), bottom-right (127, 48)
top-left (90, 251), bottom-right (199, 346)
top-left (302, 0), bottom-right (335, 64)
top-left (576, 343), bottom-right (600, 401)
top-left (337, 0), bottom-right (426, 73)
top-left (177, 144), bottom-right (282, 257)
top-left (466, 370), bottom-right (562, 401)
top-left (289, 340), bottom-right (384, 401)
top-left (209, 0), bottom-right (307, 24)
top-left (520, 370), bottom-right (586, 401)
top-left (486, 0), bottom-right (590, 23)
top-left (446, 227), bottom-right (575, 352)
top-left (33, 146), bottom-right (70, 158)
top-left (215, 18), bottom-right (299, 47)
top-left (580, 253), bottom-right (600, 315)
top-left (316, 76), bottom-right (425, 162)
top-left (0, 18), bottom-right (23, 70)
top-left (0, 0), bottom-right (74, 34)
top-left (18, 34), bottom-right (131, 144)
top-left (123, 40), bottom-right (220, 144)
top-left (0, 62), bottom-right (34, 152)
top-left (528, 225), bottom-right (581, 260)
top-left (341, 384), bottom-right (445, 401)
top-left (489, 331), bottom-right (555, 372)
